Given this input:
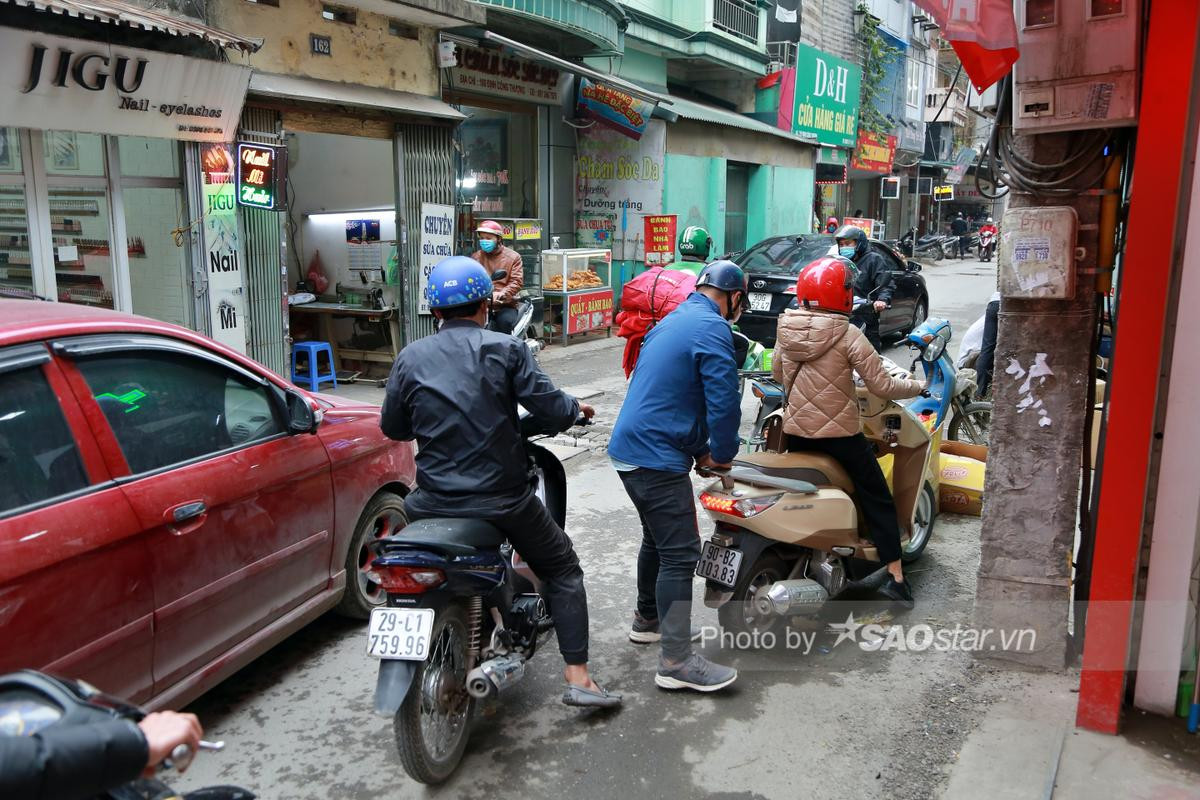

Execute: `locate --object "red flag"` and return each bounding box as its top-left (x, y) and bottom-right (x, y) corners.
top-left (914, 0), bottom-right (1020, 92)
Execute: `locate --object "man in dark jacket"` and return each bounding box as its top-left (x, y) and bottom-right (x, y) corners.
top-left (1, 709), bottom-right (202, 799)
top-left (609, 260), bottom-right (747, 694)
top-left (951, 212), bottom-right (970, 259)
top-left (836, 224), bottom-right (893, 351)
top-left (380, 256), bottom-right (619, 708)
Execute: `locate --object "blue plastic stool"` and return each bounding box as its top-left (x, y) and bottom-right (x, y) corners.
top-left (291, 341), bottom-right (337, 391)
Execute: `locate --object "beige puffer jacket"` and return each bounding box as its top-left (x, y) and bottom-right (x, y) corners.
top-left (772, 308), bottom-right (924, 438)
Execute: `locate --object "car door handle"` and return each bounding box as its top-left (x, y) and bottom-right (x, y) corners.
top-left (165, 500), bottom-right (207, 535)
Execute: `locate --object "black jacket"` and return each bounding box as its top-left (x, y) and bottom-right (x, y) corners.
top-left (0, 719), bottom-right (148, 800)
top-left (852, 249), bottom-right (895, 304)
top-left (951, 217), bottom-right (969, 235)
top-left (380, 320), bottom-right (579, 513)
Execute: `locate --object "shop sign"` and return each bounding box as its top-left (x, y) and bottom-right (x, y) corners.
top-left (574, 120), bottom-right (665, 259)
top-left (576, 77), bottom-right (654, 140)
top-left (643, 214), bottom-right (677, 266)
top-left (2, 28), bottom-right (251, 143)
top-left (418, 203), bottom-right (455, 315)
top-left (844, 216), bottom-right (874, 238)
top-left (236, 143), bottom-right (286, 210)
top-left (448, 44), bottom-right (568, 105)
top-left (497, 220), bottom-right (542, 241)
top-left (945, 147), bottom-right (977, 185)
top-left (850, 131), bottom-right (897, 175)
top-left (566, 288), bottom-right (614, 335)
top-left (200, 144), bottom-right (247, 353)
top-left (934, 185), bottom-right (955, 202)
top-left (790, 44), bottom-right (861, 148)
top-left (815, 162), bottom-right (847, 185)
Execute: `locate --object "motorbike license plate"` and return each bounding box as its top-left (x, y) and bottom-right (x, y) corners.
top-left (749, 292), bottom-right (773, 312)
top-left (696, 542), bottom-right (743, 588)
top-left (365, 608), bottom-right (435, 660)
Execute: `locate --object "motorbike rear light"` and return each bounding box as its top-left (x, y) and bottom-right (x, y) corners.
top-left (700, 492), bottom-right (783, 518)
top-left (368, 565), bottom-right (445, 594)
top-left (751, 383), bottom-right (765, 399)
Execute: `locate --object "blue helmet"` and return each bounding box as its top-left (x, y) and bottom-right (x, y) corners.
top-left (425, 256), bottom-right (492, 310)
top-left (696, 259), bottom-right (749, 293)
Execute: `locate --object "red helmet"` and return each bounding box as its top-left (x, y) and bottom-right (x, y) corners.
top-left (795, 256), bottom-right (857, 315)
top-left (475, 220), bottom-right (505, 237)
top-left (826, 216), bottom-right (839, 225)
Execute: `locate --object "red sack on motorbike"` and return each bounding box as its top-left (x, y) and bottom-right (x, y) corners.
top-left (616, 267), bottom-right (697, 378)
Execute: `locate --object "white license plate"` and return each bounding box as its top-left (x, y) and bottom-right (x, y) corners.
top-left (366, 607), bottom-right (435, 660)
top-left (749, 292), bottom-right (773, 311)
top-left (696, 542), bottom-right (743, 587)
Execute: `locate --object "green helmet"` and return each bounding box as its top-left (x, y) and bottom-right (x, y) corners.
top-left (678, 225), bottom-right (712, 260)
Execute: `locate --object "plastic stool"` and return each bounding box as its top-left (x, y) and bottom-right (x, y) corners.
top-left (291, 341), bottom-right (337, 391)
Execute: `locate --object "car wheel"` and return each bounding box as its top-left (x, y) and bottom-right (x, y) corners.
top-left (336, 490), bottom-right (409, 619)
top-left (909, 298), bottom-right (928, 334)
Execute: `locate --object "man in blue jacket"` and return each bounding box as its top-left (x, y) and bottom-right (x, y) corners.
top-left (609, 260), bottom-right (747, 693)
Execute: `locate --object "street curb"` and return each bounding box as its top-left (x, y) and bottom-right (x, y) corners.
top-left (538, 336), bottom-right (623, 364)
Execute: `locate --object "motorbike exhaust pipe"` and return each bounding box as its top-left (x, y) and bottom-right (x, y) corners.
top-left (465, 654), bottom-right (526, 699)
top-left (755, 579), bottom-right (830, 617)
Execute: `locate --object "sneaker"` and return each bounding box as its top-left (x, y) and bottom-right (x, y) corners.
top-left (880, 576), bottom-right (915, 610)
top-left (629, 612), bottom-right (703, 644)
top-left (655, 654), bottom-right (737, 692)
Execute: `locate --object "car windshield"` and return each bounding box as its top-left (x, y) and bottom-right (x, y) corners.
top-left (737, 235), bottom-right (835, 275)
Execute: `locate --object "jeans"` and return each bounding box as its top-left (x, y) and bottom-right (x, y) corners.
top-left (488, 305), bottom-right (520, 336)
top-left (785, 433), bottom-right (903, 564)
top-left (405, 488), bottom-right (590, 664)
top-left (617, 467), bottom-right (702, 662)
top-left (976, 299), bottom-right (1000, 398)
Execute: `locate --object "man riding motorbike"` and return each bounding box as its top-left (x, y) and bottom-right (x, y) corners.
top-left (379, 256), bottom-right (620, 708)
top-left (772, 256), bottom-right (925, 608)
top-left (666, 225), bottom-right (713, 276)
top-left (835, 224), bottom-right (893, 351)
top-left (471, 220), bottom-right (524, 335)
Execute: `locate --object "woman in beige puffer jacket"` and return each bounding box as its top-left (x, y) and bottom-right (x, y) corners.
top-left (772, 262), bottom-right (925, 607)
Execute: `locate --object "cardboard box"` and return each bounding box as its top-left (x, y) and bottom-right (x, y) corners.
top-left (938, 440), bottom-right (987, 516)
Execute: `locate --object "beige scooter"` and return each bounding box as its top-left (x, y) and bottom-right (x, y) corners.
top-left (697, 338), bottom-right (949, 635)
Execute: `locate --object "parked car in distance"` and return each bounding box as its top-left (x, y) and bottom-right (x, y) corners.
top-left (734, 234), bottom-right (929, 347)
top-left (0, 300), bottom-right (416, 711)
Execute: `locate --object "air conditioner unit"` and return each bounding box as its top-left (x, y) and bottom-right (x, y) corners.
top-left (1012, 0), bottom-right (1140, 132)
top-left (968, 83), bottom-right (998, 116)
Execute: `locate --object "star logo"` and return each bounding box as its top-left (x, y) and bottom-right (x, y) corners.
top-left (828, 612), bottom-right (863, 648)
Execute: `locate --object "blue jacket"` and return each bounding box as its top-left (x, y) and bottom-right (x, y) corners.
top-left (609, 293), bottom-right (741, 472)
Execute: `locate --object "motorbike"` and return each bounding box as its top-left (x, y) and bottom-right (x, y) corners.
top-left (897, 227), bottom-right (946, 262)
top-left (977, 229), bottom-right (997, 262)
top-left (367, 412), bottom-right (589, 785)
top-left (0, 670), bottom-right (248, 800)
top-left (700, 319), bottom-right (964, 634)
top-left (510, 292), bottom-right (543, 358)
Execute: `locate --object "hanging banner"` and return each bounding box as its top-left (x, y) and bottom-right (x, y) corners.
top-left (574, 120), bottom-right (665, 259)
top-left (787, 44), bottom-right (862, 148)
top-left (576, 77), bottom-right (654, 140)
top-left (945, 147), bottom-right (978, 185)
top-left (0, 28), bottom-right (251, 143)
top-left (850, 131), bottom-right (897, 174)
top-left (911, 0), bottom-right (1018, 92)
top-left (643, 214), bottom-right (677, 266)
top-left (418, 203), bottom-right (455, 315)
top-left (200, 144), bottom-right (247, 353)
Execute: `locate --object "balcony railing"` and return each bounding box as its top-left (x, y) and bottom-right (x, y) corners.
top-left (925, 86), bottom-right (969, 125)
top-left (766, 40), bottom-right (798, 69)
top-left (712, 0), bottom-right (759, 45)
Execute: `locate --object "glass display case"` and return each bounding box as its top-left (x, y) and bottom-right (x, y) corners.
top-left (540, 247), bottom-right (614, 345)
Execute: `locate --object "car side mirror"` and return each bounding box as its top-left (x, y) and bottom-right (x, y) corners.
top-left (491, 269), bottom-right (508, 282)
top-left (286, 389), bottom-right (322, 434)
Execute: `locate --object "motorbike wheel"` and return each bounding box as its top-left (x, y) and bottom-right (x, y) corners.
top-left (901, 484), bottom-right (936, 563)
top-left (717, 553), bottom-right (788, 639)
top-left (949, 401), bottom-right (993, 447)
top-left (394, 602), bottom-right (474, 785)
top-left (336, 491), bottom-right (409, 619)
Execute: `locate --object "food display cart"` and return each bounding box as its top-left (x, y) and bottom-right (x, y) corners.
top-left (540, 248), bottom-right (614, 346)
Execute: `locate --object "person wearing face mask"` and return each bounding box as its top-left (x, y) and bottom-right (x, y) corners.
top-left (471, 220), bottom-right (524, 334)
top-left (608, 260), bottom-right (748, 693)
top-left (834, 224), bottom-right (892, 351)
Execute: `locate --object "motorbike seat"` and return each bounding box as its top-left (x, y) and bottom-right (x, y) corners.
top-left (378, 517), bottom-right (506, 556)
top-left (733, 451), bottom-right (855, 494)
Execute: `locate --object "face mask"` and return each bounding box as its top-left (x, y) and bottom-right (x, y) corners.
top-left (479, 239), bottom-right (497, 254)
top-left (839, 246), bottom-right (857, 259)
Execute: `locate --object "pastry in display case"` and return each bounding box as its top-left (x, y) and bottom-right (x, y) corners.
top-left (540, 248), bottom-right (614, 346)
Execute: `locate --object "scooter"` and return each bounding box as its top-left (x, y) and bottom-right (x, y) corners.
top-left (977, 230), bottom-right (996, 262)
top-left (697, 319), bottom-right (958, 635)
top-left (0, 670), bottom-right (249, 799)
top-left (898, 227), bottom-right (946, 262)
top-left (510, 292), bottom-right (543, 358)
top-left (367, 412), bottom-right (589, 785)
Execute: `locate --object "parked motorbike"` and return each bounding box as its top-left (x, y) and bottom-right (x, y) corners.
top-left (510, 292), bottom-right (543, 358)
top-left (367, 412), bottom-right (590, 785)
top-left (898, 227), bottom-right (946, 262)
top-left (978, 230), bottom-right (997, 262)
top-left (700, 320), bottom-right (964, 634)
top-left (0, 670), bottom-right (248, 800)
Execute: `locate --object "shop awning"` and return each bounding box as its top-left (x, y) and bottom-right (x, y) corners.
top-left (249, 73), bottom-right (465, 121)
top-left (2, 0), bottom-right (263, 52)
top-left (665, 94), bottom-right (818, 145)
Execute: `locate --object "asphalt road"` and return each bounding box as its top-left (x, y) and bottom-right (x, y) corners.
top-left (180, 258), bottom-right (999, 800)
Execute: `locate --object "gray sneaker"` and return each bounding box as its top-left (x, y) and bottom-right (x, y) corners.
top-left (629, 612), bottom-right (704, 644)
top-left (655, 654), bottom-right (737, 692)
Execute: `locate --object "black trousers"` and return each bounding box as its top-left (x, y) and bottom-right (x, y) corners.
top-left (488, 305), bottom-right (520, 336)
top-left (786, 433), bottom-right (903, 564)
top-left (617, 468), bottom-right (701, 661)
top-left (851, 306), bottom-right (883, 352)
top-left (958, 235), bottom-right (971, 258)
top-left (405, 489), bottom-right (589, 664)
top-left (976, 299), bottom-right (1000, 398)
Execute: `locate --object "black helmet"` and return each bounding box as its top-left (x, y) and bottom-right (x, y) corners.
top-left (833, 224), bottom-right (869, 261)
top-left (696, 259), bottom-right (748, 293)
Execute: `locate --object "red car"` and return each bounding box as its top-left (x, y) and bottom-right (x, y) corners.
top-left (0, 300), bottom-right (415, 709)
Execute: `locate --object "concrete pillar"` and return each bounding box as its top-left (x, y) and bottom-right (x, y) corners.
top-left (974, 132), bottom-right (1101, 670)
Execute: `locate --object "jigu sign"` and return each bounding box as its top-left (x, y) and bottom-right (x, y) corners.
top-left (1, 27), bottom-right (251, 143)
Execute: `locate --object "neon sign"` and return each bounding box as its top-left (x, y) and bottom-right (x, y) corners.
top-left (236, 142), bottom-right (286, 210)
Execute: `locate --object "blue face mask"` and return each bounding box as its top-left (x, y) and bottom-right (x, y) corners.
top-left (839, 246), bottom-right (857, 259)
top-left (479, 239), bottom-right (497, 254)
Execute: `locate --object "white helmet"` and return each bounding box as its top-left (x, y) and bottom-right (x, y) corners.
top-left (986, 217), bottom-right (994, 223)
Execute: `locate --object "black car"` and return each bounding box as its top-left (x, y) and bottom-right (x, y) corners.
top-left (734, 234), bottom-right (929, 347)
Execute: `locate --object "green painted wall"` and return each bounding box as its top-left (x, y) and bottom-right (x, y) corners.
top-left (663, 152), bottom-right (727, 255)
top-left (747, 165), bottom-right (814, 245)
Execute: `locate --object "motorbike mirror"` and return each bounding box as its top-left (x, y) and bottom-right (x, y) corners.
top-left (906, 262), bottom-right (922, 273)
top-left (491, 269), bottom-right (508, 281)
